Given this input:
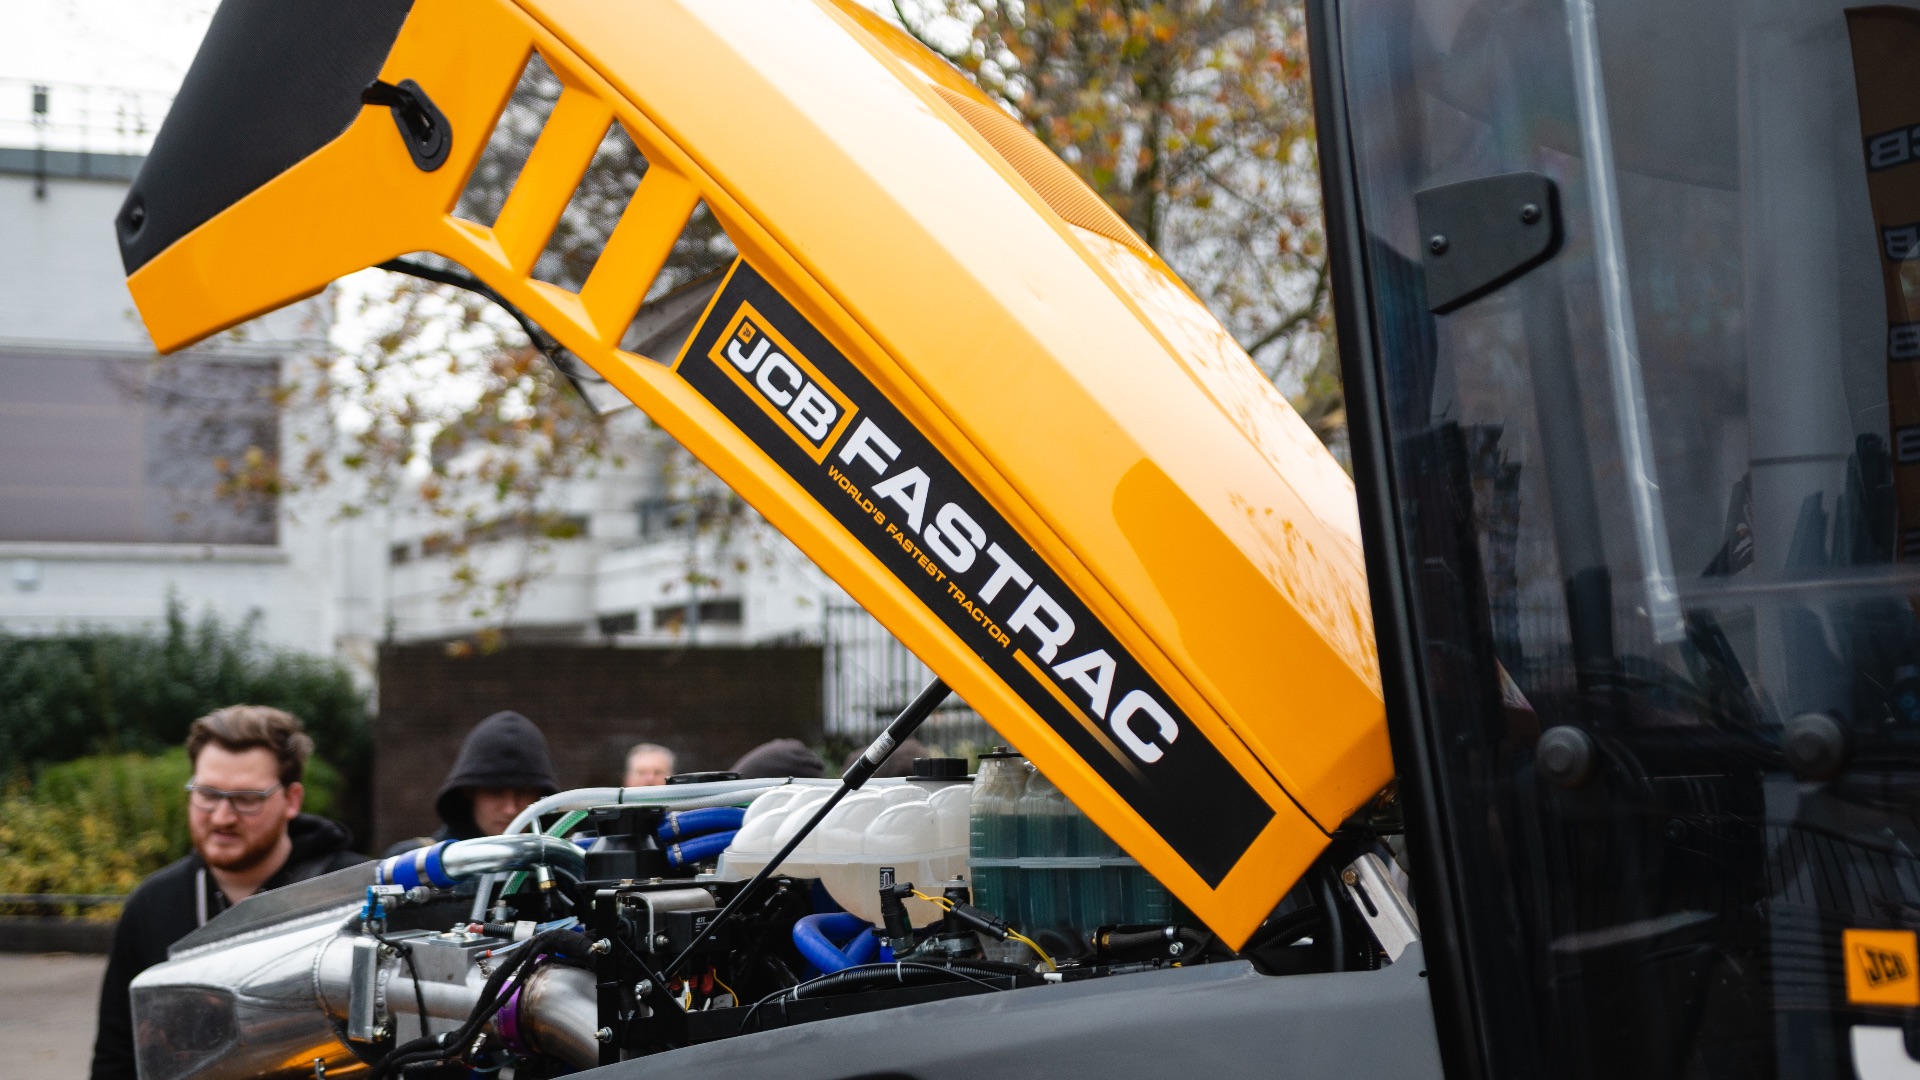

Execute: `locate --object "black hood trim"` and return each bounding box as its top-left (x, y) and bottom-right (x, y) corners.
top-left (116, 0), bottom-right (414, 273)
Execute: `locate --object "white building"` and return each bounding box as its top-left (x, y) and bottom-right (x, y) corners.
top-left (379, 417), bottom-right (847, 649)
top-left (0, 141), bottom-right (385, 670)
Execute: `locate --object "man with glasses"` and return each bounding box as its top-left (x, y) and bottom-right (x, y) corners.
top-left (89, 705), bottom-right (368, 1080)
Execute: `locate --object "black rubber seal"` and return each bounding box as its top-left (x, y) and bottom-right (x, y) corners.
top-left (362, 78), bottom-right (451, 171)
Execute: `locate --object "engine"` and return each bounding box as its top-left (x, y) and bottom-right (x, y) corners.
top-left (129, 765), bottom-right (1415, 1078)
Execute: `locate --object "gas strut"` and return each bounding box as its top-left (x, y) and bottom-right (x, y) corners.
top-left (659, 677), bottom-right (950, 982)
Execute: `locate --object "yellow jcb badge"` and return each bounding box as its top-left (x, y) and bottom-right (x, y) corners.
top-left (1846, 928), bottom-right (1920, 1006)
top-left (700, 299), bottom-right (858, 464)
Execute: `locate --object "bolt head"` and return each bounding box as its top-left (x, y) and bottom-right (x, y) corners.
top-left (653, 933), bottom-right (670, 949)
top-left (1783, 712), bottom-right (1848, 779)
top-left (1537, 726), bottom-right (1597, 788)
top-left (1341, 868), bottom-right (1359, 886)
top-left (634, 979), bottom-right (652, 997)
top-left (1520, 202), bottom-right (1542, 224)
top-left (1428, 234), bottom-right (1449, 255)
top-left (1168, 941), bottom-right (1185, 956)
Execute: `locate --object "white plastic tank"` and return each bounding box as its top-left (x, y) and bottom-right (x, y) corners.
top-left (717, 779), bottom-right (969, 926)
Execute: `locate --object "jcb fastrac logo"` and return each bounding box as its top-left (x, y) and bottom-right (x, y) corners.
top-left (705, 303), bottom-right (858, 463)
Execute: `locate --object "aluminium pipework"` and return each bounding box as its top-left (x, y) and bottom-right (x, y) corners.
top-left (376, 833), bottom-right (587, 890)
top-left (475, 779), bottom-right (875, 920)
top-left (499, 778), bottom-right (818, 837)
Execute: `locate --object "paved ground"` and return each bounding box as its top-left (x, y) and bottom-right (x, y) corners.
top-left (0, 953), bottom-right (105, 1080)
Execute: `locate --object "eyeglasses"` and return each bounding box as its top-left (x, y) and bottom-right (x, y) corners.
top-left (184, 782), bottom-right (284, 815)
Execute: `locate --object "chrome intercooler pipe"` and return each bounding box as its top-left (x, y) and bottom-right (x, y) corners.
top-left (129, 837), bottom-right (599, 1080)
top-left (372, 831), bottom-right (587, 890)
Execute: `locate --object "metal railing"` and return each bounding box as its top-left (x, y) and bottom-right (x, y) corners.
top-left (822, 600), bottom-right (1004, 755)
top-left (0, 78), bottom-right (170, 157)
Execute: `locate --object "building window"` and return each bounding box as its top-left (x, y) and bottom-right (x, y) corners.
top-left (635, 492), bottom-right (745, 544)
top-left (464, 513), bottom-right (588, 545)
top-left (406, 514), bottom-right (590, 562)
top-left (596, 610), bottom-right (638, 635)
top-left (651, 598), bottom-right (744, 632)
top-left (0, 350), bottom-right (279, 544)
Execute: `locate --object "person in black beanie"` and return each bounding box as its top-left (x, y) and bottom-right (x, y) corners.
top-left (384, 710), bottom-right (560, 856)
top-left (730, 738), bottom-right (826, 779)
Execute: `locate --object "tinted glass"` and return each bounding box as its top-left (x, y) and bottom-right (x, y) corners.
top-left (1337, 0), bottom-right (1920, 1075)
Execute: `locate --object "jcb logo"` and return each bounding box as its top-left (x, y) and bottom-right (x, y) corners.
top-left (1845, 929), bottom-right (1920, 1006)
top-left (1897, 425), bottom-right (1920, 466)
top-left (1886, 223), bottom-right (1920, 262)
top-left (706, 303), bottom-right (858, 462)
top-left (1891, 322), bottom-right (1920, 362)
top-left (1863, 946), bottom-right (1909, 987)
top-left (1867, 124), bottom-right (1920, 172)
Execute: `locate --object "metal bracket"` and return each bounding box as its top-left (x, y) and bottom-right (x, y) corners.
top-left (1341, 854), bottom-right (1420, 963)
top-left (345, 936), bottom-right (386, 1042)
top-left (1414, 172), bottom-right (1562, 313)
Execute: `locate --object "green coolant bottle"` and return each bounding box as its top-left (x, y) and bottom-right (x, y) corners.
top-left (1017, 765), bottom-right (1068, 942)
top-left (968, 749), bottom-right (1026, 928)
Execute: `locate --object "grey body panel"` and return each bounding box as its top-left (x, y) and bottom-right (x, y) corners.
top-left (588, 946), bottom-right (1444, 1080)
top-left (169, 863), bottom-right (375, 957)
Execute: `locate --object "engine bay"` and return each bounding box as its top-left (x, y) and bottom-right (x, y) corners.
top-left (130, 761), bottom-right (1413, 1079)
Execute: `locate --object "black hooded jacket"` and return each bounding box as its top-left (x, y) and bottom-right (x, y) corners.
top-left (90, 814), bottom-right (367, 1080)
top-left (424, 711), bottom-right (560, 844)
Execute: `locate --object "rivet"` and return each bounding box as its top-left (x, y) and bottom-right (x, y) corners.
top-left (1428, 234), bottom-right (1449, 255)
top-left (1520, 203), bottom-right (1542, 225)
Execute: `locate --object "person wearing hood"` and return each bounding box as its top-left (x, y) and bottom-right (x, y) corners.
top-left (386, 711), bottom-right (561, 857)
top-left (730, 738), bottom-right (827, 779)
top-left (91, 706), bottom-right (369, 1080)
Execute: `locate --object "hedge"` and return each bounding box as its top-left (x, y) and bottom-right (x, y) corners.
top-left (0, 599), bottom-right (367, 774)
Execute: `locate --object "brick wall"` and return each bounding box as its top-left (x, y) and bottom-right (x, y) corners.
top-left (373, 643), bottom-right (822, 851)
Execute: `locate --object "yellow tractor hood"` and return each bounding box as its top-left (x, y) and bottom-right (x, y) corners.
top-left (118, 0), bottom-right (1387, 947)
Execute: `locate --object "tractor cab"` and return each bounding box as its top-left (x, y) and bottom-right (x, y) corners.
top-left (1314, 0), bottom-right (1920, 1076)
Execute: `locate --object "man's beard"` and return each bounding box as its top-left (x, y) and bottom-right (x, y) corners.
top-left (193, 821), bottom-right (286, 873)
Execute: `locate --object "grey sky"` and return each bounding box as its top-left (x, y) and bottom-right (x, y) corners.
top-left (1, 0), bottom-right (212, 92)
top-left (0, 0), bottom-right (211, 154)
